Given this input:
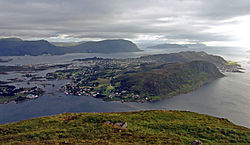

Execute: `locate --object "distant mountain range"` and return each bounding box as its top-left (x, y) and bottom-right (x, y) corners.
top-left (148, 43), bottom-right (206, 49)
top-left (0, 38), bottom-right (141, 56)
top-left (184, 43), bottom-right (206, 48)
top-left (148, 43), bottom-right (188, 49)
top-left (69, 39), bottom-right (140, 53)
top-left (0, 38), bottom-right (65, 56)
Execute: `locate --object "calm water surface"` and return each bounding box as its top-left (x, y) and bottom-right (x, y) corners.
top-left (0, 47), bottom-right (250, 128)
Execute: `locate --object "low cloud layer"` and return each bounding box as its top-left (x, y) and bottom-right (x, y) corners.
top-left (0, 0), bottom-right (250, 46)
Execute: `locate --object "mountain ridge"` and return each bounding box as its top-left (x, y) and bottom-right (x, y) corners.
top-left (69, 39), bottom-right (141, 53)
top-left (148, 43), bottom-right (187, 49)
top-left (148, 43), bottom-right (207, 49)
top-left (111, 60), bottom-right (224, 101)
top-left (0, 38), bottom-right (141, 56)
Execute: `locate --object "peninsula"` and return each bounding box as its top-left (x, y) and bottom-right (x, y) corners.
top-left (46, 51), bottom-right (239, 102)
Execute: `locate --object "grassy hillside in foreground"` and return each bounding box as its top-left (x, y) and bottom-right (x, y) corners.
top-left (0, 110), bottom-right (249, 144)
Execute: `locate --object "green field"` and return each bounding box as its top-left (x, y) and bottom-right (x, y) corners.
top-left (0, 110), bottom-right (249, 144)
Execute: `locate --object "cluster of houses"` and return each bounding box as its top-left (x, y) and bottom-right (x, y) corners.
top-left (62, 83), bottom-right (100, 97)
top-left (217, 63), bottom-right (243, 73)
top-left (17, 87), bottom-right (43, 97)
top-left (47, 58), bottom-right (153, 102)
top-left (0, 85), bottom-right (43, 99)
top-left (61, 81), bottom-right (151, 103)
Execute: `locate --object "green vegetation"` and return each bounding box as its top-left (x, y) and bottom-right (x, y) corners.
top-left (0, 85), bottom-right (44, 104)
top-left (0, 110), bottom-right (249, 144)
top-left (0, 96), bottom-right (18, 104)
top-left (51, 42), bottom-right (82, 47)
top-left (51, 59), bottom-right (224, 102)
top-left (227, 61), bottom-right (238, 66)
top-left (44, 51), bottom-right (241, 103)
top-left (139, 51), bottom-right (243, 72)
top-left (112, 61), bottom-right (224, 101)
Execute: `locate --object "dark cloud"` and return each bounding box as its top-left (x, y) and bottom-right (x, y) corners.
top-left (0, 0), bottom-right (249, 44)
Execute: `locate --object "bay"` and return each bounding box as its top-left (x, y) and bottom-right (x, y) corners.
top-left (0, 47), bottom-right (249, 128)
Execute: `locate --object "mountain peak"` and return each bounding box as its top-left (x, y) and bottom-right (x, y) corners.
top-left (71, 39), bottom-right (141, 53)
top-left (148, 43), bottom-right (187, 49)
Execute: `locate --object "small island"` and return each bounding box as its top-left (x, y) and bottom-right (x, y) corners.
top-left (0, 85), bottom-right (44, 104)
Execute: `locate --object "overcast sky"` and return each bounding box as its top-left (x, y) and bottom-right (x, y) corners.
top-left (0, 0), bottom-right (250, 47)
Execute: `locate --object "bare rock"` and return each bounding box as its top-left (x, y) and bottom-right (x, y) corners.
top-left (121, 122), bottom-right (128, 129)
top-left (104, 121), bottom-right (113, 125)
top-left (106, 121), bottom-right (128, 129)
top-left (114, 122), bottom-right (128, 129)
top-left (193, 140), bottom-right (202, 145)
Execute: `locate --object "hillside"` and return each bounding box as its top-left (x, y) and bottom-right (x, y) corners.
top-left (49, 59), bottom-right (224, 102)
top-left (0, 38), bottom-right (66, 56)
top-left (51, 41), bottom-right (85, 47)
top-left (138, 51), bottom-right (241, 72)
top-left (139, 51), bottom-right (226, 65)
top-left (0, 38), bottom-right (141, 56)
top-left (69, 39), bottom-right (141, 53)
top-left (0, 110), bottom-right (249, 144)
top-left (111, 61), bottom-right (224, 101)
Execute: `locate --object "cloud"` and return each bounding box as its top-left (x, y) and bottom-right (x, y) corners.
top-left (0, 0), bottom-right (249, 45)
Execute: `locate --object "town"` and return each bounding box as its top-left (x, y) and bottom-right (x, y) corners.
top-left (46, 57), bottom-right (151, 102)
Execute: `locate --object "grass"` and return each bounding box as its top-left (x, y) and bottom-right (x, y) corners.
top-left (0, 93), bottom-right (28, 104)
top-left (227, 61), bottom-right (238, 66)
top-left (0, 96), bottom-right (18, 104)
top-left (112, 61), bottom-right (224, 101)
top-left (0, 110), bottom-right (249, 144)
